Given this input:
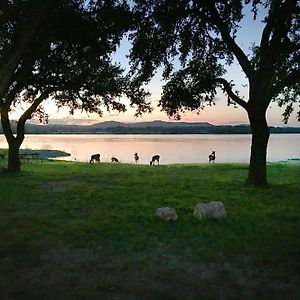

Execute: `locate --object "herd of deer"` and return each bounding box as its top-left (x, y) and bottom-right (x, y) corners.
top-left (89, 151), bottom-right (216, 164)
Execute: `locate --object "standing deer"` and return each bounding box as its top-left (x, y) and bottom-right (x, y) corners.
top-left (150, 155), bottom-right (160, 165)
top-left (208, 151), bottom-right (216, 163)
top-left (111, 157), bottom-right (119, 163)
top-left (90, 153), bottom-right (100, 163)
top-left (134, 153), bottom-right (139, 164)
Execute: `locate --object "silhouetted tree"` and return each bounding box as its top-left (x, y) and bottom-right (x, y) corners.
top-left (129, 0), bottom-right (300, 186)
top-left (0, 0), bottom-right (151, 172)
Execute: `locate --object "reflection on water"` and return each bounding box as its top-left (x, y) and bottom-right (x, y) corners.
top-left (0, 134), bottom-right (299, 164)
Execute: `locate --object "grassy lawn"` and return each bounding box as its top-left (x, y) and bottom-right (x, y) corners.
top-left (0, 158), bottom-right (299, 299)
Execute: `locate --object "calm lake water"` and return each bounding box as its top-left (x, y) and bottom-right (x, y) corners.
top-left (0, 134), bottom-right (299, 164)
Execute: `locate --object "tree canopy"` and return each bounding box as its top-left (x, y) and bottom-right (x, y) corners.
top-left (0, 0), bottom-right (151, 172)
top-left (129, 0), bottom-right (300, 121)
top-left (129, 0), bottom-right (300, 186)
top-left (0, 0), bottom-right (151, 118)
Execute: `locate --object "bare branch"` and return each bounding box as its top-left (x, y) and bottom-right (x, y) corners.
top-left (260, 2), bottom-right (279, 49)
top-left (215, 78), bottom-right (248, 109)
top-left (205, 1), bottom-right (255, 82)
top-left (16, 91), bottom-right (51, 140)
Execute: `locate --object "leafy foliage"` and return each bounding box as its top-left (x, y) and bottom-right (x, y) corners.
top-left (0, 0), bottom-right (151, 122)
top-left (0, 0), bottom-right (153, 172)
top-left (130, 0), bottom-right (300, 122)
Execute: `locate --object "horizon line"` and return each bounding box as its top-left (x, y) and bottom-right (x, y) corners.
top-left (22, 119), bottom-right (300, 128)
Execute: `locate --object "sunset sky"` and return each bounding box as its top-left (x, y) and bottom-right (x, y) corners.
top-left (14, 5), bottom-right (300, 127)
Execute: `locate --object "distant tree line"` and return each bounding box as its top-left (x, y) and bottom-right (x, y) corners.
top-left (1, 122), bottom-right (300, 135)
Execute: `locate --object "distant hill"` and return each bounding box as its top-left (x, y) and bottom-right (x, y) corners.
top-left (90, 120), bottom-right (213, 128)
top-left (0, 120), bottom-right (300, 134)
top-left (90, 121), bottom-right (125, 128)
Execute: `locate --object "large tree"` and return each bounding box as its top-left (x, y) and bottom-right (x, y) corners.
top-left (129, 0), bottom-right (300, 186)
top-left (0, 0), bottom-right (150, 172)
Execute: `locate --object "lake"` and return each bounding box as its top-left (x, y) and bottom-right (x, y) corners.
top-left (0, 134), bottom-right (299, 164)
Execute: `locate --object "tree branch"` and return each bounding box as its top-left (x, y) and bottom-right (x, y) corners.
top-left (259, 2), bottom-right (279, 49)
top-left (205, 1), bottom-right (255, 82)
top-left (215, 78), bottom-right (248, 109)
top-left (16, 92), bottom-right (50, 141)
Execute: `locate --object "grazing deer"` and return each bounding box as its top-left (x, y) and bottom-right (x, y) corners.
top-left (208, 151), bottom-right (216, 163)
top-left (150, 155), bottom-right (160, 165)
top-left (111, 157), bottom-right (119, 163)
top-left (90, 153), bottom-right (100, 163)
top-left (134, 153), bottom-right (139, 164)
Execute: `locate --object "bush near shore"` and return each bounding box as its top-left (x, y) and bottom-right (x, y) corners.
top-left (0, 160), bottom-right (299, 299)
top-left (0, 148), bottom-right (70, 160)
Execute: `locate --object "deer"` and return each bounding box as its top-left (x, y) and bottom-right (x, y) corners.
top-left (208, 151), bottom-right (216, 163)
top-left (134, 153), bottom-right (139, 164)
top-left (150, 155), bottom-right (160, 165)
top-left (111, 157), bottom-right (119, 163)
top-left (90, 153), bottom-right (100, 163)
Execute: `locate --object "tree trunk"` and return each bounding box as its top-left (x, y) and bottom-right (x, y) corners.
top-left (247, 109), bottom-right (270, 186)
top-left (7, 140), bottom-right (21, 173)
top-left (1, 106), bottom-right (24, 173)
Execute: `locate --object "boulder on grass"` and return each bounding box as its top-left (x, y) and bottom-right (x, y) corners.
top-left (194, 201), bottom-right (227, 220)
top-left (155, 207), bottom-right (178, 221)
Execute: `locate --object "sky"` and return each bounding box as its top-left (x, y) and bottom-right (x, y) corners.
top-left (14, 4), bottom-right (300, 127)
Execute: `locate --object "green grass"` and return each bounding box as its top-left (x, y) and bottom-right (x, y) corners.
top-left (0, 159), bottom-right (300, 299)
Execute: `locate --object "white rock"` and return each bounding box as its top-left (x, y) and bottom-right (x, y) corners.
top-left (194, 201), bottom-right (227, 220)
top-left (155, 207), bottom-right (178, 221)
